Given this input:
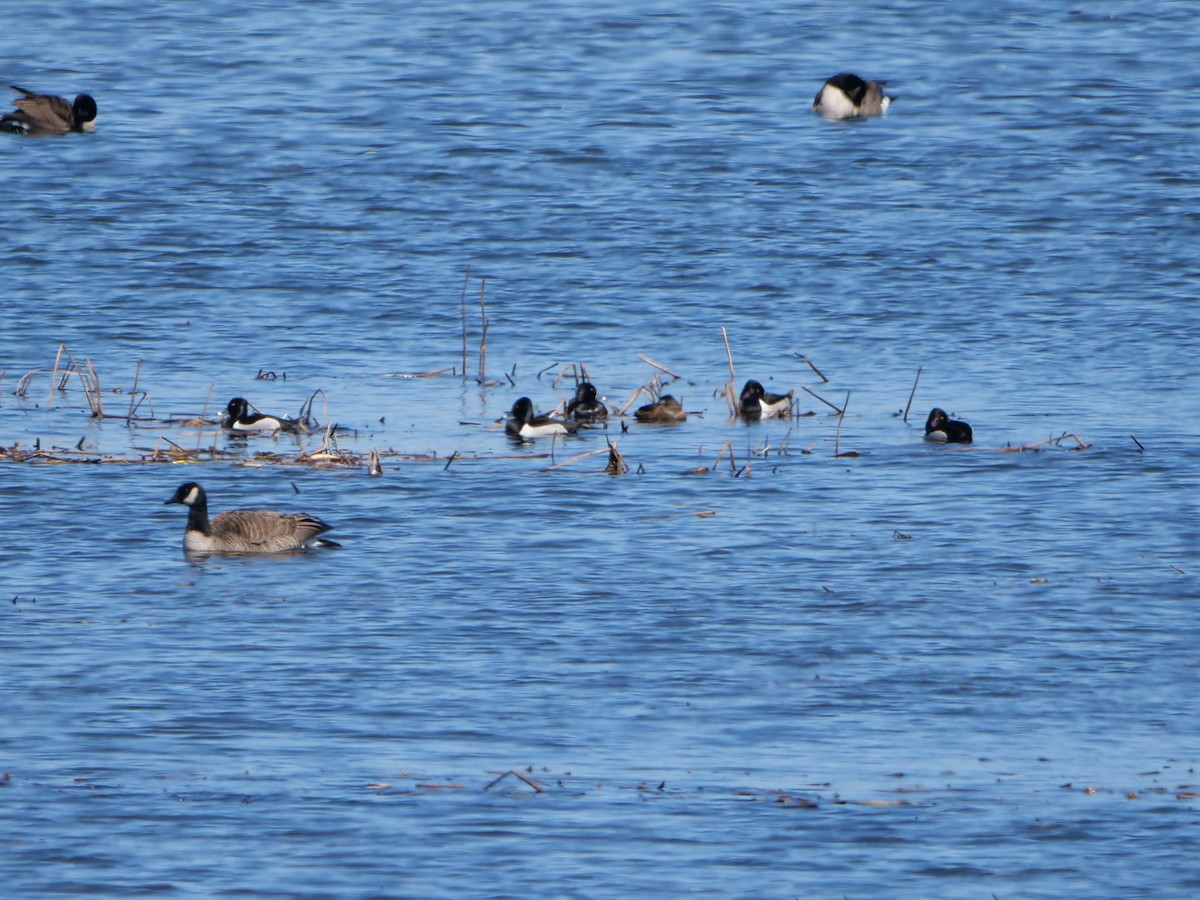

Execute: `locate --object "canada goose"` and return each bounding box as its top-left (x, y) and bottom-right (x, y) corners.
top-left (634, 395), bottom-right (687, 424)
top-left (565, 382), bottom-right (608, 422)
top-left (1, 84), bottom-right (97, 135)
top-left (739, 379), bottom-right (794, 421)
top-left (221, 397), bottom-right (296, 434)
top-left (812, 73), bottom-right (892, 120)
top-left (506, 397), bottom-right (576, 440)
top-left (924, 408), bottom-right (973, 444)
top-left (165, 482), bottom-right (339, 554)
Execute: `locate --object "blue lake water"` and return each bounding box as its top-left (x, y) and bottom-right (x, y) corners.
top-left (3, 1), bottom-right (1199, 896)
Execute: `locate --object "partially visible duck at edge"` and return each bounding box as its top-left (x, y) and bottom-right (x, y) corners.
top-left (1, 84), bottom-right (97, 136)
top-left (565, 382), bottom-right (608, 423)
top-left (165, 482), bottom-right (339, 555)
top-left (506, 396), bottom-right (577, 440)
top-left (812, 73), bottom-right (892, 120)
top-left (222, 397), bottom-right (296, 434)
top-left (739, 379), bottom-right (794, 421)
top-left (924, 407), bottom-right (973, 444)
top-left (634, 395), bottom-right (687, 424)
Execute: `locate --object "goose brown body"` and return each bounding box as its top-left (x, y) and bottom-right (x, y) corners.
top-left (3, 84), bottom-right (97, 135)
top-left (165, 482), bottom-right (337, 554)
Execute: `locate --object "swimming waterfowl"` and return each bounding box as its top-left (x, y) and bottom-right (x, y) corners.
top-left (221, 397), bottom-right (295, 434)
top-left (1, 84), bottom-right (97, 135)
top-left (634, 395), bottom-right (687, 424)
top-left (165, 482), bottom-right (339, 554)
top-left (812, 73), bottom-right (892, 120)
top-left (506, 396), bottom-right (576, 440)
top-left (565, 382), bottom-right (608, 422)
top-left (739, 379), bottom-right (794, 421)
top-left (924, 407), bottom-right (973, 444)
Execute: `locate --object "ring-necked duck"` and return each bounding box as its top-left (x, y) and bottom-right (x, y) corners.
top-left (812, 73), bottom-right (892, 120)
top-left (739, 379), bottom-right (794, 421)
top-left (165, 482), bottom-right (339, 554)
top-left (222, 397), bottom-right (295, 434)
top-left (924, 407), bottom-right (973, 444)
top-left (565, 382), bottom-right (608, 422)
top-left (1, 84), bottom-right (97, 135)
top-left (506, 396), bottom-right (576, 440)
top-left (634, 395), bottom-right (687, 424)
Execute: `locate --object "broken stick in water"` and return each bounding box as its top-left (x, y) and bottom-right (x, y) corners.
top-left (636, 354), bottom-right (680, 380)
top-left (903, 366), bottom-right (922, 423)
top-left (460, 265), bottom-right (471, 379)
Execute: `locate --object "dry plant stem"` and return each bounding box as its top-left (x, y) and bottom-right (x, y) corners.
top-left (712, 441), bottom-right (735, 472)
top-left (48, 343), bottom-right (65, 410)
top-left (800, 355), bottom-right (829, 383)
top-left (478, 277), bottom-right (488, 380)
top-left (903, 366), bottom-right (922, 423)
top-left (199, 383), bottom-right (215, 452)
top-left (126, 359), bottom-right (142, 425)
top-left (835, 391), bottom-right (850, 457)
top-left (541, 445), bottom-right (612, 472)
top-left (549, 363), bottom-right (576, 388)
top-left (483, 770), bottom-right (544, 793)
top-left (58, 345), bottom-right (103, 417)
top-left (86, 359), bottom-right (103, 417)
top-left (720, 327), bottom-right (738, 417)
top-left (617, 384), bottom-right (654, 416)
top-left (636, 354), bottom-right (680, 380)
top-left (1008, 433), bottom-right (1092, 451)
top-left (802, 386), bottom-right (843, 414)
top-left (460, 265), bottom-right (471, 379)
top-left (14, 369), bottom-right (38, 397)
top-left (377, 367), bottom-right (457, 378)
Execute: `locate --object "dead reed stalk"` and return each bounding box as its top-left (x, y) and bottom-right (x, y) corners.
top-left (636, 354), bottom-right (680, 380)
top-left (903, 366), bottom-right (921, 423)
top-left (126, 359), bottom-right (143, 425)
top-left (721, 326), bottom-right (739, 417)
top-left (802, 385), bottom-right (843, 415)
top-left (834, 391), bottom-right (850, 457)
top-left (460, 265), bottom-right (471, 378)
top-left (798, 354), bottom-right (829, 383)
top-left (47, 342), bottom-right (65, 410)
top-left (478, 277), bottom-right (488, 381)
top-left (540, 445), bottom-right (612, 472)
top-left (483, 770), bottom-right (543, 793)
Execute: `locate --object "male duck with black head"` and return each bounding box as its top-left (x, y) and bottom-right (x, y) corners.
top-left (739, 379), bottom-right (794, 422)
top-left (222, 397), bottom-right (297, 435)
top-left (565, 382), bottom-right (608, 423)
top-left (812, 73), bottom-right (892, 120)
top-left (924, 408), bottom-right (973, 444)
top-left (1, 84), bottom-right (97, 135)
top-left (506, 397), bottom-right (577, 441)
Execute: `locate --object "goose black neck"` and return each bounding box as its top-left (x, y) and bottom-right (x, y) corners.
top-left (188, 493), bottom-right (212, 535)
